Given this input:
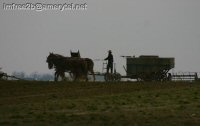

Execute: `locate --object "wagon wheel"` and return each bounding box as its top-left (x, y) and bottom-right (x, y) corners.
top-left (136, 73), bottom-right (144, 81)
top-left (152, 71), bottom-right (168, 81)
top-left (104, 73), bottom-right (121, 82)
top-left (157, 71), bottom-right (167, 81)
top-left (160, 72), bottom-right (168, 81)
top-left (104, 73), bottom-right (113, 81)
top-left (114, 73), bottom-right (121, 81)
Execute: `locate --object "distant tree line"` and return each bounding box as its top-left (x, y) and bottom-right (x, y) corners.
top-left (11, 71), bottom-right (54, 81)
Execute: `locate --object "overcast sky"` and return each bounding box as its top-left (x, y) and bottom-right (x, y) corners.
top-left (0, 0), bottom-right (200, 75)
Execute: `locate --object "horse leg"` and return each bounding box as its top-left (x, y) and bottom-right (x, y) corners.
top-left (85, 72), bottom-right (88, 82)
top-left (60, 72), bottom-right (65, 81)
top-left (73, 72), bottom-right (77, 82)
top-left (69, 72), bottom-right (75, 81)
top-left (83, 70), bottom-right (88, 82)
top-left (54, 72), bottom-right (58, 82)
top-left (89, 69), bottom-right (95, 82)
top-left (91, 70), bottom-right (95, 81)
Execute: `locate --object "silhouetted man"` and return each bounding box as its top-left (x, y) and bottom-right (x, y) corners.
top-left (104, 50), bottom-right (113, 73)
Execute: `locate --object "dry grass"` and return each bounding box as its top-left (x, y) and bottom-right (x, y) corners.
top-left (0, 80), bottom-right (200, 126)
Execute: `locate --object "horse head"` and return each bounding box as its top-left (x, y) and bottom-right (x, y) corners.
top-left (46, 52), bottom-right (54, 69)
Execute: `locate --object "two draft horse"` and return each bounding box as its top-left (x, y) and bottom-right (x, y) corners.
top-left (46, 53), bottom-right (95, 81)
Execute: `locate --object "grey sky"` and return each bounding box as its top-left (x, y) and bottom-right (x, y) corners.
top-left (0, 0), bottom-right (200, 75)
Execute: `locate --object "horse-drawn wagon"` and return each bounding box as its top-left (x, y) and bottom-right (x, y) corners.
top-left (123, 55), bottom-right (175, 81)
top-left (46, 51), bottom-right (175, 82)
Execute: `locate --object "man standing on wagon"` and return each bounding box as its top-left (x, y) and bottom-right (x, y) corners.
top-left (104, 50), bottom-right (113, 74)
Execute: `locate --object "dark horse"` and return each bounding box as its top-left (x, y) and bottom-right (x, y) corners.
top-left (46, 53), bottom-right (95, 81)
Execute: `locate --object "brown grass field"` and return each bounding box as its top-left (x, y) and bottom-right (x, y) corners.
top-left (0, 80), bottom-right (200, 126)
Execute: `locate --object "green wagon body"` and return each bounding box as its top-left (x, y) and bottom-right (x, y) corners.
top-left (126, 55), bottom-right (174, 81)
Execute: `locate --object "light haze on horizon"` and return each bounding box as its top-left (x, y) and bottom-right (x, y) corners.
top-left (0, 0), bottom-right (200, 75)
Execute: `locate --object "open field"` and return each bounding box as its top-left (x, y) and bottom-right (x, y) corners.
top-left (0, 81), bottom-right (200, 126)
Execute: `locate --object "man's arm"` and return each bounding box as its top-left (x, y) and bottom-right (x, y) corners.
top-left (104, 55), bottom-right (108, 60)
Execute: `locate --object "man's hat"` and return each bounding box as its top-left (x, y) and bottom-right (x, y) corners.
top-left (108, 50), bottom-right (112, 53)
